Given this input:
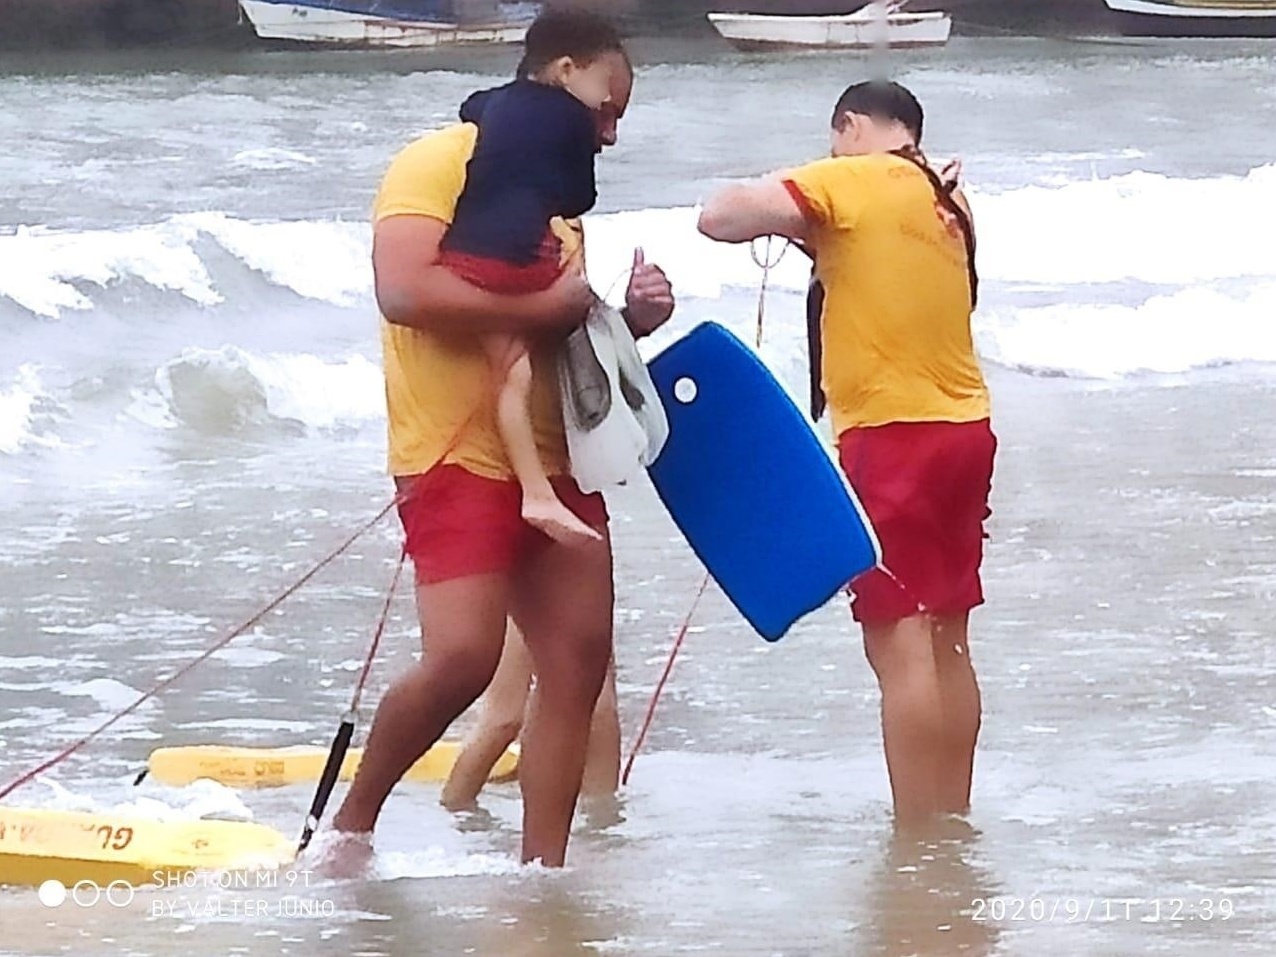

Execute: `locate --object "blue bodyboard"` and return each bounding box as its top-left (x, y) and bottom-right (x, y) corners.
top-left (647, 322), bottom-right (881, 642)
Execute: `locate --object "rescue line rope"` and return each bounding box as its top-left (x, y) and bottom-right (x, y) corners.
top-left (0, 498), bottom-right (404, 803)
top-left (621, 235), bottom-right (788, 785)
top-left (4, 405), bottom-right (482, 803)
top-left (297, 545), bottom-right (408, 854)
top-left (620, 574), bottom-right (710, 787)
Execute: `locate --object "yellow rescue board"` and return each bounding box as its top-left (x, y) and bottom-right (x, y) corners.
top-left (146, 741), bottom-right (519, 789)
top-left (0, 806), bottom-right (293, 889)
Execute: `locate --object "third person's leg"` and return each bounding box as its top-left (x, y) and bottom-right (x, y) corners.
top-left (440, 619), bottom-right (534, 811)
top-left (332, 572), bottom-right (510, 835)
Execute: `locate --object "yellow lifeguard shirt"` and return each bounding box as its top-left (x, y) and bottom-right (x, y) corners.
top-left (376, 124), bottom-right (581, 479)
top-left (784, 153), bottom-right (990, 435)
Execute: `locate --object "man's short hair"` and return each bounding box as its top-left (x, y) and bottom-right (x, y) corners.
top-left (831, 81), bottom-right (924, 143)
top-left (517, 9), bottom-right (624, 77)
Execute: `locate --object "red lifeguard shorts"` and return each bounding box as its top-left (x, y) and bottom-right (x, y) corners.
top-left (838, 419), bottom-right (996, 624)
top-left (395, 464), bottom-right (608, 585)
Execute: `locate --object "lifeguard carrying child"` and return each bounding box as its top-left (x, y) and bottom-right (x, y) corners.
top-left (436, 11), bottom-right (624, 546)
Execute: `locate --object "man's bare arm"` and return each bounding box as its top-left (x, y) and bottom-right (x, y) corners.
top-left (373, 215), bottom-right (594, 336)
top-left (697, 178), bottom-right (809, 245)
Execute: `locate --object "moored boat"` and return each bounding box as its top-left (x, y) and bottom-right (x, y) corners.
top-left (706, 1), bottom-right (952, 51)
top-left (238, 0), bottom-right (535, 49)
top-left (1104, 0), bottom-right (1276, 37)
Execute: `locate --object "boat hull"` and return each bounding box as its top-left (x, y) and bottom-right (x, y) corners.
top-left (707, 11), bottom-right (952, 50)
top-left (1105, 0), bottom-right (1276, 35)
top-left (238, 0), bottom-right (528, 48)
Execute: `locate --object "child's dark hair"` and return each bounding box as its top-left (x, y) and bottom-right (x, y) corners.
top-left (516, 9), bottom-right (624, 77)
top-left (831, 80), bottom-right (924, 144)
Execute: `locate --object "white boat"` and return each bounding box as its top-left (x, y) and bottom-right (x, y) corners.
top-left (1104, 0), bottom-right (1276, 36)
top-left (238, 0), bottom-right (532, 48)
top-left (706, 2), bottom-right (952, 51)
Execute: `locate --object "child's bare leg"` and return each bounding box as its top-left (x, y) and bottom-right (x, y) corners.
top-left (441, 620), bottom-right (533, 811)
top-left (489, 336), bottom-right (601, 546)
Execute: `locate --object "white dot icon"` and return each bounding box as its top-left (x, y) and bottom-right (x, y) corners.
top-left (38, 879), bottom-right (67, 907)
top-left (673, 377), bottom-right (698, 404)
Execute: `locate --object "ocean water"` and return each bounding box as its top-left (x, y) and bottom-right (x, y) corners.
top-left (1, 36), bottom-right (1275, 957)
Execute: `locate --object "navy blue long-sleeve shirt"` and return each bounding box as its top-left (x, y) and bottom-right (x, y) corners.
top-left (442, 80), bottom-right (598, 266)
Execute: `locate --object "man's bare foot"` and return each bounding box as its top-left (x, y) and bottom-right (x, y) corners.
top-left (522, 496), bottom-right (602, 547)
top-left (300, 829), bottom-right (375, 880)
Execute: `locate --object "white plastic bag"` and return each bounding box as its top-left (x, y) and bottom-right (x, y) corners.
top-left (558, 302), bottom-right (668, 494)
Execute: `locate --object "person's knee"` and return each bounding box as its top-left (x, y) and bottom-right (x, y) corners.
top-left (931, 615), bottom-right (976, 674)
top-left (503, 350), bottom-right (533, 391)
top-left (568, 642), bottom-right (612, 698)
top-left (534, 635), bottom-right (610, 707)
top-left (484, 714), bottom-right (525, 748)
top-left (863, 616), bottom-right (934, 684)
top-left (426, 644), bottom-right (502, 710)
top-left (478, 688), bottom-right (529, 733)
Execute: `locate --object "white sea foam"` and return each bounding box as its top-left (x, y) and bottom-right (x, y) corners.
top-left (58, 677), bottom-right (152, 712)
top-left (3, 164), bottom-right (1272, 383)
top-left (155, 346), bottom-right (384, 433)
top-left (35, 778), bottom-right (257, 823)
top-left (178, 212), bottom-right (371, 306)
top-left (0, 215), bottom-right (369, 318)
top-left (230, 148), bottom-right (319, 171)
top-left (972, 164), bottom-right (1276, 286)
top-left (0, 365), bottom-right (56, 454)
top-left (977, 282), bottom-right (1276, 379)
top-left (374, 846), bottom-right (523, 881)
top-left (0, 222), bottom-right (220, 318)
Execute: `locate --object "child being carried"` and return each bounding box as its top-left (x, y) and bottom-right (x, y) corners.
top-left (438, 11), bottom-right (622, 546)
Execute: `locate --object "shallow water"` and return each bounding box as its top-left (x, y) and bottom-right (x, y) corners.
top-left (2, 36), bottom-right (1275, 956)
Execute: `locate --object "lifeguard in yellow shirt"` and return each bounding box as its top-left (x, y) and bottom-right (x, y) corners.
top-left (698, 81), bottom-right (995, 830)
top-left (319, 16), bottom-right (675, 871)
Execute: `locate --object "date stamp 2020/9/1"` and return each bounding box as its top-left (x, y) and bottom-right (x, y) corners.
top-left (971, 897), bottom-right (1235, 924)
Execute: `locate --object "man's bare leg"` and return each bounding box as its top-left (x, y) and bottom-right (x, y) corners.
top-left (582, 656), bottom-right (621, 797)
top-left (510, 526), bottom-right (614, 866)
top-left (329, 573), bottom-right (510, 836)
top-left (862, 614), bottom-right (946, 829)
top-left (440, 620), bottom-right (534, 811)
top-left (931, 613), bottom-right (981, 814)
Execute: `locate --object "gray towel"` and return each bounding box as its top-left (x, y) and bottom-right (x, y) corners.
top-left (561, 322), bottom-right (611, 432)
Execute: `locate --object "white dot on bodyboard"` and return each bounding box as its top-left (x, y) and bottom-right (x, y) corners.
top-left (674, 377), bottom-right (698, 404)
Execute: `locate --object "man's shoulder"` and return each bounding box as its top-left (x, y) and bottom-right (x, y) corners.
top-left (374, 124), bottom-right (479, 224)
top-left (791, 154), bottom-right (915, 209)
top-left (389, 123), bottom-right (479, 173)
top-left (812, 153), bottom-right (901, 176)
